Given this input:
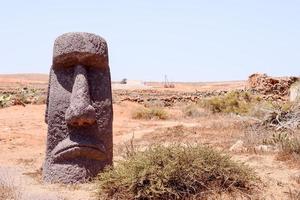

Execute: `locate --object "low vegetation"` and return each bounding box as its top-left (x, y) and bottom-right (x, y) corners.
top-left (0, 87), bottom-right (46, 108)
top-left (132, 107), bottom-right (168, 120)
top-left (97, 144), bottom-right (257, 200)
top-left (200, 91), bottom-right (254, 115)
top-left (0, 175), bottom-right (21, 200)
top-left (264, 132), bottom-right (300, 162)
top-left (0, 184), bottom-right (16, 200)
top-left (182, 104), bottom-right (205, 118)
top-left (0, 94), bottom-right (11, 108)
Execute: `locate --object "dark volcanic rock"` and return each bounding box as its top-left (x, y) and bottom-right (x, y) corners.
top-left (53, 32), bottom-right (109, 69)
top-left (43, 32), bottom-right (113, 183)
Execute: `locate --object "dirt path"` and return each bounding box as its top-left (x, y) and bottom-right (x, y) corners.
top-left (0, 104), bottom-right (299, 199)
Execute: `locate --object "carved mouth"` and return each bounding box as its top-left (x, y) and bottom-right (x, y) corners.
top-left (52, 140), bottom-right (106, 162)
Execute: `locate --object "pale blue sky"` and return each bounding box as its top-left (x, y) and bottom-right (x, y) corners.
top-left (0, 1), bottom-right (299, 81)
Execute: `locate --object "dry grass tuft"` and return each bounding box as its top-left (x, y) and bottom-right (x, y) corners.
top-left (182, 104), bottom-right (206, 118)
top-left (287, 188), bottom-right (300, 200)
top-left (0, 173), bottom-right (21, 200)
top-left (132, 107), bottom-right (168, 120)
top-left (0, 94), bottom-right (12, 108)
top-left (96, 144), bottom-right (258, 200)
top-left (0, 184), bottom-right (16, 200)
top-left (274, 134), bottom-right (300, 163)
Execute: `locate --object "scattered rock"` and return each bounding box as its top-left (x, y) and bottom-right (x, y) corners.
top-left (254, 145), bottom-right (279, 153)
top-left (248, 73), bottom-right (298, 100)
top-left (229, 140), bottom-right (246, 152)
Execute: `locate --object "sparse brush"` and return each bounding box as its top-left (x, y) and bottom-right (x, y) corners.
top-left (0, 94), bottom-right (12, 108)
top-left (0, 174), bottom-right (21, 200)
top-left (0, 183), bottom-right (15, 200)
top-left (268, 132), bottom-right (291, 146)
top-left (182, 104), bottom-right (205, 118)
top-left (132, 107), bottom-right (168, 120)
top-left (34, 94), bottom-right (47, 105)
top-left (0, 87), bottom-right (47, 108)
top-left (144, 100), bottom-right (165, 108)
top-left (96, 144), bottom-right (258, 200)
top-left (263, 132), bottom-right (300, 162)
top-left (201, 91), bottom-right (254, 115)
top-left (280, 136), bottom-right (300, 156)
top-left (287, 188), bottom-right (300, 200)
top-left (258, 102), bottom-right (300, 132)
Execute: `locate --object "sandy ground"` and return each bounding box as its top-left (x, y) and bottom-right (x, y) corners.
top-left (0, 74), bottom-right (299, 199)
top-left (0, 103), bottom-right (299, 199)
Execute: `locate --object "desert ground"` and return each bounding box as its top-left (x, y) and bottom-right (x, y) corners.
top-left (0, 74), bottom-right (299, 200)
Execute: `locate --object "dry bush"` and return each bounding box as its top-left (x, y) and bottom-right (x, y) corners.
top-left (287, 188), bottom-right (300, 200)
top-left (182, 103), bottom-right (206, 118)
top-left (144, 100), bottom-right (165, 108)
top-left (0, 87), bottom-right (47, 108)
top-left (0, 173), bottom-right (21, 200)
top-left (200, 91), bottom-right (254, 115)
top-left (96, 144), bottom-right (258, 200)
top-left (0, 183), bottom-right (16, 200)
top-left (242, 101), bottom-right (300, 153)
top-left (272, 133), bottom-right (300, 163)
top-left (258, 103), bottom-right (300, 132)
top-left (34, 94), bottom-right (47, 105)
top-left (132, 107), bottom-right (168, 120)
top-left (0, 94), bottom-right (12, 108)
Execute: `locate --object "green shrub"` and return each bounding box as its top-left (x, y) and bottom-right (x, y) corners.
top-left (132, 107), bottom-right (168, 120)
top-left (97, 145), bottom-right (257, 200)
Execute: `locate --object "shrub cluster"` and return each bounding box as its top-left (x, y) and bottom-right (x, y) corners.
top-left (0, 88), bottom-right (46, 108)
top-left (201, 91), bottom-right (253, 115)
top-left (97, 145), bottom-right (257, 200)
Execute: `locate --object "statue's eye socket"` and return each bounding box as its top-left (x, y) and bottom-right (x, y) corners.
top-left (52, 66), bottom-right (76, 92)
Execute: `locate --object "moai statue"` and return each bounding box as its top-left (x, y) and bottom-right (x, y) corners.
top-left (43, 32), bottom-right (113, 183)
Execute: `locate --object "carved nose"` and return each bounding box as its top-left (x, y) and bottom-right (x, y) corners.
top-left (65, 65), bottom-right (96, 126)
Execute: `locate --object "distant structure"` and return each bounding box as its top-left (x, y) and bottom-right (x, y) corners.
top-left (164, 75), bottom-right (175, 88)
top-left (43, 32), bottom-right (113, 183)
top-left (120, 78), bottom-right (127, 84)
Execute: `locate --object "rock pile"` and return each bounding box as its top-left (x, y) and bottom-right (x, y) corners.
top-left (113, 89), bottom-right (237, 106)
top-left (248, 73), bottom-right (298, 99)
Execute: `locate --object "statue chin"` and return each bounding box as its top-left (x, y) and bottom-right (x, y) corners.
top-left (43, 158), bottom-right (108, 184)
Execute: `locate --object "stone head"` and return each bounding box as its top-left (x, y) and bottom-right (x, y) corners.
top-left (43, 32), bottom-right (113, 183)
